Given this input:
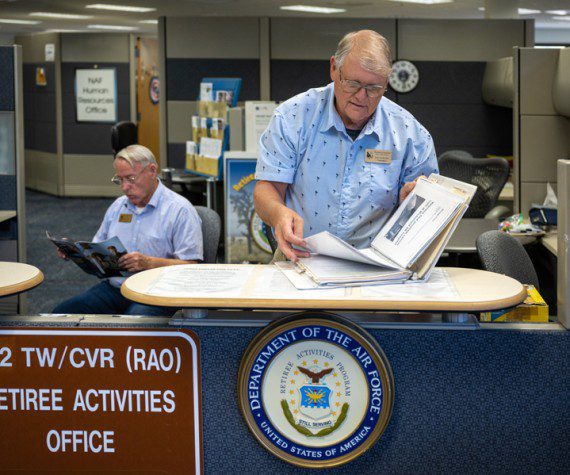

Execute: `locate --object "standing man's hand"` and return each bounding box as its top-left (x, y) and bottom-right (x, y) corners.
top-left (118, 252), bottom-right (153, 272)
top-left (399, 176), bottom-right (426, 203)
top-left (254, 180), bottom-right (311, 262)
top-left (273, 208), bottom-right (309, 262)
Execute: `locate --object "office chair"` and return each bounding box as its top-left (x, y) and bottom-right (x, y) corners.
top-left (111, 121), bottom-right (138, 154)
top-left (437, 150), bottom-right (473, 163)
top-left (195, 206), bottom-right (221, 263)
top-left (262, 222), bottom-right (279, 255)
top-left (438, 155), bottom-right (510, 219)
top-left (476, 230), bottom-right (540, 289)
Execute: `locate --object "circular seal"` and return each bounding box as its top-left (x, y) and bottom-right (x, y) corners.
top-left (149, 76), bottom-right (160, 104)
top-left (249, 211), bottom-right (272, 254)
top-left (238, 313), bottom-right (394, 468)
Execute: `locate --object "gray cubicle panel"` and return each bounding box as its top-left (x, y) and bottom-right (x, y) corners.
top-left (0, 45), bottom-right (26, 314)
top-left (15, 32), bottom-right (133, 197)
top-left (514, 47), bottom-right (570, 215)
top-left (160, 17), bottom-right (531, 169)
top-left (160, 17), bottom-right (261, 169)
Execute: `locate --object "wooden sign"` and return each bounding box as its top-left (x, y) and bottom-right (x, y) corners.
top-left (0, 328), bottom-right (202, 474)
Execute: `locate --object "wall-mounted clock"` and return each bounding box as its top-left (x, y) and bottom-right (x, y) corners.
top-left (389, 60), bottom-right (419, 93)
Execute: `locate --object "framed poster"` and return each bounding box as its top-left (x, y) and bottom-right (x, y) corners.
top-left (224, 152), bottom-right (272, 264)
top-left (75, 68), bottom-right (117, 123)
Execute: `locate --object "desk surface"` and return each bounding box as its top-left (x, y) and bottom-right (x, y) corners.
top-left (446, 218), bottom-right (497, 253)
top-left (0, 262), bottom-right (44, 297)
top-left (122, 265), bottom-right (525, 312)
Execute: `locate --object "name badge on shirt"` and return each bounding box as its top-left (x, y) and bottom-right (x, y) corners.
top-left (119, 213), bottom-right (133, 223)
top-left (365, 149), bottom-right (392, 164)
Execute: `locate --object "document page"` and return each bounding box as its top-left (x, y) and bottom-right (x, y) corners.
top-left (372, 179), bottom-right (464, 268)
top-left (361, 268), bottom-right (459, 300)
top-left (297, 255), bottom-right (410, 285)
top-left (257, 264), bottom-right (348, 296)
top-left (304, 231), bottom-right (400, 269)
top-left (147, 266), bottom-right (252, 297)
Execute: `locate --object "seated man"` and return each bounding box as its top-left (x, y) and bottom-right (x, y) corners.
top-left (53, 144), bottom-right (203, 316)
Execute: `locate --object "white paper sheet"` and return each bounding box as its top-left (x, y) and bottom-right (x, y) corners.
top-left (266, 264), bottom-right (348, 296)
top-left (372, 179), bottom-right (464, 268)
top-left (147, 266), bottom-right (252, 297)
top-left (360, 268), bottom-right (459, 300)
top-left (199, 137), bottom-right (223, 158)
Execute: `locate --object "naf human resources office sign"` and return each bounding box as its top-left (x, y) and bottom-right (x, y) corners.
top-left (75, 68), bottom-right (117, 123)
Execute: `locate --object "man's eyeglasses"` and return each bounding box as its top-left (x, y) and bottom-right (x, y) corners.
top-left (339, 67), bottom-right (386, 98)
top-left (111, 166), bottom-right (147, 186)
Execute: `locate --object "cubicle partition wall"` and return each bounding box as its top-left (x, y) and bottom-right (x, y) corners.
top-left (16, 33), bottom-right (60, 195)
top-left (0, 45), bottom-right (27, 313)
top-left (15, 32), bottom-right (134, 197)
top-left (514, 47), bottom-right (570, 215)
top-left (159, 17), bottom-right (262, 169)
top-left (160, 17), bottom-right (532, 169)
top-left (60, 34), bottom-right (132, 197)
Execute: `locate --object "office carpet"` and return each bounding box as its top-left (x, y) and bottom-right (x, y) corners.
top-left (25, 190), bottom-right (114, 314)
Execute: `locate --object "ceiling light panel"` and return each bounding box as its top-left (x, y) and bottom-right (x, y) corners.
top-left (85, 4), bottom-right (156, 13)
top-left (87, 24), bottom-right (137, 30)
top-left (280, 5), bottom-right (346, 14)
top-left (518, 8), bottom-right (541, 15)
top-left (30, 12), bottom-right (94, 19)
top-left (0, 18), bottom-right (40, 24)
top-left (139, 20), bottom-right (158, 24)
top-left (388, 0), bottom-right (453, 4)
top-left (546, 10), bottom-right (569, 16)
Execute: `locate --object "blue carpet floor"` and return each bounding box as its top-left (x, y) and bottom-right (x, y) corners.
top-left (25, 190), bottom-right (114, 314)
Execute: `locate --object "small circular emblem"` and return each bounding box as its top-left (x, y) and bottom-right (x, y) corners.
top-left (389, 60), bottom-right (419, 93)
top-left (149, 76), bottom-right (160, 104)
top-left (250, 211), bottom-right (272, 254)
top-left (238, 313), bottom-right (394, 468)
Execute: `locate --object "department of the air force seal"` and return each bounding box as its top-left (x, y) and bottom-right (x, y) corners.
top-left (238, 313), bottom-right (394, 468)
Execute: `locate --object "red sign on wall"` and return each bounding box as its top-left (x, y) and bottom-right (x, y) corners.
top-left (0, 328), bottom-right (202, 474)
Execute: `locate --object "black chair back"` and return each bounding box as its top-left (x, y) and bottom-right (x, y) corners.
top-left (476, 230), bottom-right (539, 289)
top-left (111, 121), bottom-right (138, 154)
top-left (439, 155), bottom-right (510, 218)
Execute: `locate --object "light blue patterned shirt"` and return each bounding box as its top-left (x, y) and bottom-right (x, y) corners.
top-left (255, 83), bottom-right (438, 248)
top-left (93, 180), bottom-right (203, 286)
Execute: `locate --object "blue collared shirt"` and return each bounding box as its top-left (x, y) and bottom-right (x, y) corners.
top-left (93, 180), bottom-right (203, 286)
top-left (255, 83), bottom-right (438, 248)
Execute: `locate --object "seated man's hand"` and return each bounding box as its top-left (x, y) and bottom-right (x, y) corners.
top-left (273, 208), bottom-right (310, 262)
top-left (119, 252), bottom-right (153, 272)
top-left (57, 249), bottom-right (69, 260)
top-left (399, 176), bottom-right (426, 203)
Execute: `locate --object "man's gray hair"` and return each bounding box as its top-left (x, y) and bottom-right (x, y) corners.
top-left (334, 30), bottom-right (392, 78)
top-left (115, 144), bottom-right (157, 168)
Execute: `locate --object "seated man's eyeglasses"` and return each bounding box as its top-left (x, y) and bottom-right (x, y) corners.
top-left (339, 67), bottom-right (386, 98)
top-left (111, 165), bottom-right (148, 186)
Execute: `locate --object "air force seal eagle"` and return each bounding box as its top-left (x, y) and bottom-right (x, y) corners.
top-left (238, 313), bottom-right (394, 468)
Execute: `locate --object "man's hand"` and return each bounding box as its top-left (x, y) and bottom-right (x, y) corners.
top-left (118, 252), bottom-right (154, 272)
top-left (399, 176), bottom-right (426, 203)
top-left (273, 209), bottom-right (310, 262)
top-left (57, 249), bottom-right (69, 260)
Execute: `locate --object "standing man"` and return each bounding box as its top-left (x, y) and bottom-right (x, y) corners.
top-left (254, 30), bottom-right (438, 261)
top-left (53, 144), bottom-right (203, 316)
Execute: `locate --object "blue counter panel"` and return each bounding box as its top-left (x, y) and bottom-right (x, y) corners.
top-left (194, 326), bottom-right (569, 474)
